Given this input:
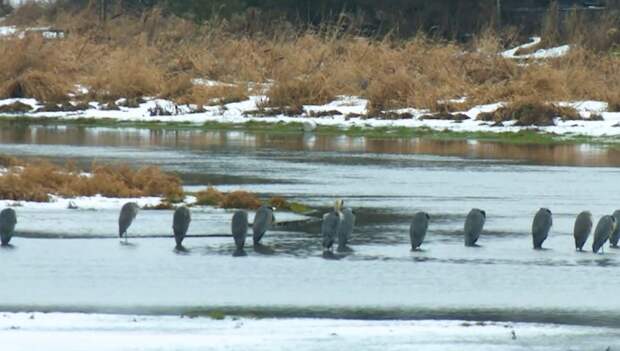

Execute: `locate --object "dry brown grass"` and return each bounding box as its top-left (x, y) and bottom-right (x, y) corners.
top-left (1, 8), bottom-right (619, 115)
top-left (0, 157), bottom-right (184, 202)
top-left (181, 84), bottom-right (249, 106)
top-left (86, 47), bottom-right (165, 100)
top-left (0, 101), bottom-right (33, 113)
top-left (268, 196), bottom-right (311, 213)
top-left (220, 191), bottom-right (261, 209)
top-left (607, 92), bottom-right (620, 112)
top-left (195, 186), bottom-right (225, 206)
top-left (0, 155), bottom-right (22, 168)
top-left (269, 196), bottom-right (289, 209)
top-left (265, 74), bottom-right (335, 110)
top-left (195, 187), bottom-right (261, 209)
top-left (477, 98), bottom-right (580, 126)
top-left (0, 37), bottom-right (73, 101)
top-left (3, 2), bottom-right (49, 26)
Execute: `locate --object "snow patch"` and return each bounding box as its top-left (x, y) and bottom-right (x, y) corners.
top-left (0, 98), bottom-right (38, 109)
top-left (0, 25), bottom-right (65, 39)
top-left (557, 100), bottom-right (608, 113)
top-left (0, 195), bottom-right (166, 211)
top-left (0, 25), bottom-right (17, 37)
top-left (501, 36), bottom-right (542, 58)
top-left (502, 36), bottom-right (570, 59)
top-left (304, 96), bottom-right (368, 116)
top-left (191, 78), bottom-right (237, 87)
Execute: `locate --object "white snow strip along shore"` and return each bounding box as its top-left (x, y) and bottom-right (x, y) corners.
top-left (1, 95), bottom-right (620, 137)
top-left (0, 312), bottom-right (618, 351)
top-left (501, 36), bottom-right (571, 59)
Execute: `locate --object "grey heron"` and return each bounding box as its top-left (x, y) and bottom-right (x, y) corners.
top-left (593, 215), bottom-right (616, 254)
top-left (532, 208), bottom-right (552, 250)
top-left (573, 211), bottom-right (593, 252)
top-left (252, 205), bottom-right (275, 247)
top-left (410, 211), bottom-right (430, 251)
top-left (172, 206), bottom-right (191, 250)
top-left (610, 210), bottom-right (620, 248)
top-left (337, 203), bottom-right (355, 253)
top-left (118, 202), bottom-right (139, 243)
top-left (0, 208), bottom-right (17, 246)
top-left (231, 210), bottom-right (249, 257)
top-left (322, 199), bottom-right (343, 255)
top-left (464, 208), bottom-right (486, 247)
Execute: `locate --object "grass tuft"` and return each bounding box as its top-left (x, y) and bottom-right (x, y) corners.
top-left (0, 156), bottom-right (184, 202)
top-left (195, 187), bottom-right (261, 209)
top-left (220, 191), bottom-right (262, 210)
top-left (0, 102), bottom-right (33, 114)
top-left (195, 186), bottom-right (225, 206)
top-left (477, 99), bottom-right (580, 126)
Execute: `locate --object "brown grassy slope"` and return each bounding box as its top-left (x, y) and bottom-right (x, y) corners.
top-left (0, 36), bottom-right (74, 101)
top-left (1, 7), bottom-right (619, 114)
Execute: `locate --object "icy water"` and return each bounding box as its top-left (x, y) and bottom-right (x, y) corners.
top-left (1, 125), bottom-right (620, 350)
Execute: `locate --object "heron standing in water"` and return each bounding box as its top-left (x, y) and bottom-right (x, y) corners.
top-left (172, 206), bottom-right (191, 250)
top-left (231, 210), bottom-right (249, 257)
top-left (0, 208), bottom-right (17, 246)
top-left (593, 215), bottom-right (616, 254)
top-left (610, 210), bottom-right (620, 248)
top-left (410, 212), bottom-right (430, 251)
top-left (322, 199), bottom-right (343, 256)
top-left (337, 202), bottom-right (355, 253)
top-left (252, 205), bottom-right (275, 247)
top-left (532, 208), bottom-right (552, 250)
top-left (464, 208), bottom-right (486, 247)
top-left (118, 202), bottom-right (139, 243)
top-left (573, 211), bottom-right (593, 252)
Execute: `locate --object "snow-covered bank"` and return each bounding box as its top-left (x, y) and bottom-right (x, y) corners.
top-left (1, 95), bottom-right (620, 138)
top-left (0, 313), bottom-right (617, 351)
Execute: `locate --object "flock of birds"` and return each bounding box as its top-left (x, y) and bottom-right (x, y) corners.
top-left (1, 201), bottom-right (620, 255)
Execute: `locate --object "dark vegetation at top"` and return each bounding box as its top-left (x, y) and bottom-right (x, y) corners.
top-left (5, 0), bottom-right (620, 40)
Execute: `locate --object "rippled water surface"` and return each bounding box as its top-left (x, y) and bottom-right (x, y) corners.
top-left (1, 125), bottom-right (620, 349)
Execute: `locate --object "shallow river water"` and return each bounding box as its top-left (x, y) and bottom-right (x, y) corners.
top-left (0, 125), bottom-right (619, 350)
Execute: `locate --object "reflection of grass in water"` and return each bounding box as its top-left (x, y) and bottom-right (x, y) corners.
top-left (0, 116), bottom-right (618, 146)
